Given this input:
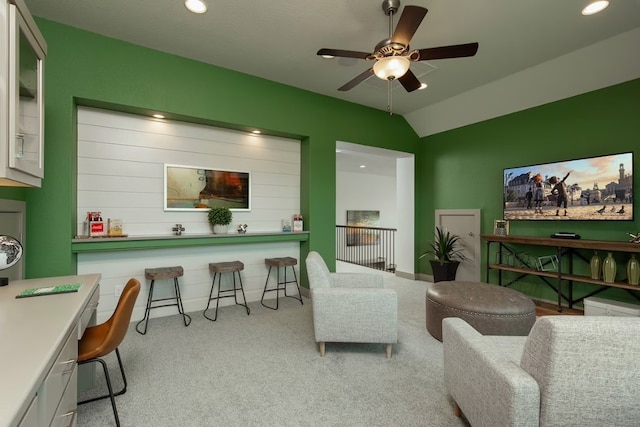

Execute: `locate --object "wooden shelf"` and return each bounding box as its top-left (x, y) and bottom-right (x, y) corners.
top-left (71, 231), bottom-right (309, 253)
top-left (488, 264), bottom-right (559, 279)
top-left (483, 234), bottom-right (640, 310)
top-left (482, 234), bottom-right (640, 253)
top-left (489, 264), bottom-right (640, 291)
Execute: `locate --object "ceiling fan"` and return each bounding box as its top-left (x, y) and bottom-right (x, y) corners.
top-left (317, 0), bottom-right (479, 96)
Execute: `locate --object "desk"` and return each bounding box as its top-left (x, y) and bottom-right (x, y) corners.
top-left (0, 274), bottom-right (100, 427)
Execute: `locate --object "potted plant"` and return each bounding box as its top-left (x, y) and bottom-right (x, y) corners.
top-left (420, 226), bottom-right (467, 282)
top-left (207, 207), bottom-right (232, 234)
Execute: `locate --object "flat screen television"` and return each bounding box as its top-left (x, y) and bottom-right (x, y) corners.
top-left (503, 152), bottom-right (633, 221)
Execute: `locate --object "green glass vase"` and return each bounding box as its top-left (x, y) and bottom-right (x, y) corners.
top-left (627, 255), bottom-right (640, 285)
top-left (602, 252), bottom-right (616, 283)
top-left (589, 251), bottom-right (601, 280)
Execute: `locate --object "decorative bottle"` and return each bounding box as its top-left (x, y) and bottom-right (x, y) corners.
top-left (602, 252), bottom-right (617, 283)
top-left (627, 255), bottom-right (640, 286)
top-left (589, 251), bottom-right (601, 280)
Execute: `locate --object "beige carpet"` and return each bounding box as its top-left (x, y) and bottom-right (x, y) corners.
top-left (77, 262), bottom-right (467, 426)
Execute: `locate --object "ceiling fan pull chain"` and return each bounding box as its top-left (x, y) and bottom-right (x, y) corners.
top-left (387, 80), bottom-right (393, 115)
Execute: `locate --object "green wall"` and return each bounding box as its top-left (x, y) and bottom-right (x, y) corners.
top-left (0, 19), bottom-right (419, 279)
top-left (418, 78), bottom-right (640, 304)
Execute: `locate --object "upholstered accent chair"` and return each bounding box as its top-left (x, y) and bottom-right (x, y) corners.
top-left (305, 251), bottom-right (398, 358)
top-left (443, 315), bottom-right (640, 427)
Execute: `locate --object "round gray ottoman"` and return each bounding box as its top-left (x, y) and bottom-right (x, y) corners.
top-left (426, 281), bottom-right (536, 341)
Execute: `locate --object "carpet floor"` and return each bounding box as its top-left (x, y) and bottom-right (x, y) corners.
top-left (77, 264), bottom-right (467, 426)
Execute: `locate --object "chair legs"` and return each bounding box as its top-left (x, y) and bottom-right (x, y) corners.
top-left (261, 265), bottom-right (303, 310)
top-left (454, 401), bottom-right (462, 418)
top-left (78, 347), bottom-right (128, 427)
top-left (136, 278), bottom-right (192, 335)
top-left (317, 342), bottom-right (393, 358)
top-left (203, 271), bottom-right (250, 321)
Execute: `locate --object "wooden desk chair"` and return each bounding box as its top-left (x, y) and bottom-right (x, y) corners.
top-left (78, 278), bottom-right (140, 427)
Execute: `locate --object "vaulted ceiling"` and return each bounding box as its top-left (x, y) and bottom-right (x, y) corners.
top-left (24, 0), bottom-right (640, 116)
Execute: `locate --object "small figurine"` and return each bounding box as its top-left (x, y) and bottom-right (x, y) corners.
top-left (237, 224), bottom-right (248, 234)
top-left (172, 224), bottom-right (185, 236)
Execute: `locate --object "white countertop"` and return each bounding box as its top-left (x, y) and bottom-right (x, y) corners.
top-left (0, 274), bottom-right (101, 427)
top-left (72, 230), bottom-right (309, 242)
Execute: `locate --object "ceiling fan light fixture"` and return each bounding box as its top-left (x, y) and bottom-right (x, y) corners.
top-left (373, 56), bottom-right (410, 80)
top-left (185, 0), bottom-right (207, 14)
top-left (582, 1), bottom-right (609, 15)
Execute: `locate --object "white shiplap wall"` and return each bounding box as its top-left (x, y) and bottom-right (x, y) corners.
top-left (77, 107), bottom-right (300, 236)
top-left (76, 107), bottom-right (302, 322)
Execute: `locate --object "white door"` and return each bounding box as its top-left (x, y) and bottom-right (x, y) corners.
top-left (0, 201), bottom-right (25, 281)
top-left (435, 209), bottom-right (481, 282)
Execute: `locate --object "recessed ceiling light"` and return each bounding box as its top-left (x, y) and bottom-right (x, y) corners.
top-left (185, 0), bottom-right (207, 14)
top-left (418, 83), bottom-right (428, 90)
top-left (251, 130), bottom-right (261, 134)
top-left (582, 1), bottom-right (609, 15)
top-left (360, 165), bottom-right (366, 168)
top-left (152, 114), bottom-right (165, 119)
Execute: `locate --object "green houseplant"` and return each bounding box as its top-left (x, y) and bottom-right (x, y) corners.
top-left (207, 206), bottom-right (232, 234)
top-left (420, 226), bottom-right (467, 282)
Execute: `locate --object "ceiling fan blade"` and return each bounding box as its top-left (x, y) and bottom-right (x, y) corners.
top-left (417, 42), bottom-right (479, 60)
top-left (317, 48), bottom-right (370, 60)
top-left (391, 6), bottom-right (428, 47)
top-left (398, 69), bottom-right (421, 92)
top-left (338, 68), bottom-right (374, 91)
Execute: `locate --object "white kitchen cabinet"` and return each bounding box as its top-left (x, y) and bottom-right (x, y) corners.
top-left (0, 0), bottom-right (46, 187)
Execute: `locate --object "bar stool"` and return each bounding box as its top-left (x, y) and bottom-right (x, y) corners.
top-left (135, 266), bottom-right (191, 335)
top-left (261, 257), bottom-right (303, 310)
top-left (203, 261), bottom-right (250, 321)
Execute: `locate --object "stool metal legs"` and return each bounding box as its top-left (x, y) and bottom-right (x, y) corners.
top-left (260, 265), bottom-right (303, 310)
top-left (135, 278), bottom-right (192, 335)
top-left (203, 271), bottom-right (250, 321)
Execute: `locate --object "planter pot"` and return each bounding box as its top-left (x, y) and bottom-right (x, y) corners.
top-left (430, 260), bottom-right (460, 282)
top-left (212, 224), bottom-right (228, 234)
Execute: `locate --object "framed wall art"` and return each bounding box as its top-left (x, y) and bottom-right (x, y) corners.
top-left (164, 164), bottom-right (251, 211)
top-left (346, 210), bottom-right (380, 246)
top-left (493, 219), bottom-right (509, 236)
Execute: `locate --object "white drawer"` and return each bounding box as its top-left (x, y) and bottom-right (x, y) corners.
top-left (17, 395), bottom-right (38, 427)
top-left (39, 324), bottom-right (78, 427)
top-left (78, 284), bottom-right (100, 339)
top-left (50, 366), bottom-right (78, 427)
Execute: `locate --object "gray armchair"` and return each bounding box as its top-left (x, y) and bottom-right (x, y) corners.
top-left (305, 251), bottom-right (398, 358)
top-left (443, 315), bottom-right (640, 427)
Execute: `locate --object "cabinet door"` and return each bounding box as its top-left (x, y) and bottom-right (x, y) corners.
top-left (8, 3), bottom-right (45, 179)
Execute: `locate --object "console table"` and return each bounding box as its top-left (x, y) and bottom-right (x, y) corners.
top-left (482, 234), bottom-right (640, 311)
top-left (0, 274), bottom-right (100, 427)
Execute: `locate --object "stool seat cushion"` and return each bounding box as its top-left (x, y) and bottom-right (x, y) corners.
top-left (144, 266), bottom-right (184, 280)
top-left (265, 257), bottom-right (297, 267)
top-left (209, 261), bottom-right (244, 273)
top-left (426, 281), bottom-right (536, 342)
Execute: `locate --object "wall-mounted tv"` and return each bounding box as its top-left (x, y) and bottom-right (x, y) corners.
top-left (503, 152), bottom-right (633, 221)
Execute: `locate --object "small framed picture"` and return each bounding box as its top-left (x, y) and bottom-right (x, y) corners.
top-left (494, 219), bottom-right (509, 236)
